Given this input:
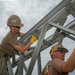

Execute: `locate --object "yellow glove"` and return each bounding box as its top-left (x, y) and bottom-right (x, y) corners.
top-left (30, 34), bottom-right (37, 44)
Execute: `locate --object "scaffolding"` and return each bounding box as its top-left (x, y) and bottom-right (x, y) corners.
top-left (7, 0), bottom-right (75, 75)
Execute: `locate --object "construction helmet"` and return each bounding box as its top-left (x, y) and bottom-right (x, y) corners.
top-left (7, 15), bottom-right (24, 27)
top-left (50, 44), bottom-right (68, 55)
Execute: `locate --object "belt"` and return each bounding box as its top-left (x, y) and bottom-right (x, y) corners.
top-left (4, 53), bottom-right (9, 57)
top-left (0, 49), bottom-right (8, 57)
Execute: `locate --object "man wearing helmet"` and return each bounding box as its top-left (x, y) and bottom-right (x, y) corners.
top-left (0, 15), bottom-right (37, 75)
top-left (45, 43), bottom-right (75, 75)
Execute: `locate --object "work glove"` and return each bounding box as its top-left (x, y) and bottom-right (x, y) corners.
top-left (30, 34), bottom-right (37, 44)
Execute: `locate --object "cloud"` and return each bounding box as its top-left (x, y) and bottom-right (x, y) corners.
top-left (0, 0), bottom-right (62, 33)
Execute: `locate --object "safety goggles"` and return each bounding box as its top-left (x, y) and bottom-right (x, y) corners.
top-left (50, 48), bottom-right (68, 55)
top-left (55, 48), bottom-right (66, 53)
top-left (13, 26), bottom-right (21, 28)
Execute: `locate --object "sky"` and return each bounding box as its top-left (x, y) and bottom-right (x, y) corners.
top-left (0, 0), bottom-right (62, 41)
top-left (0, 0), bottom-right (75, 75)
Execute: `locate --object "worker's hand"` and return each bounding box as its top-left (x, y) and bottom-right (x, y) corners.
top-left (30, 34), bottom-right (37, 44)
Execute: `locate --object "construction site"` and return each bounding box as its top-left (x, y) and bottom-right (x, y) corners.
top-left (6, 0), bottom-right (75, 75)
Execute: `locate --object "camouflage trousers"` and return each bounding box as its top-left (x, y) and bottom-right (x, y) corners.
top-left (0, 54), bottom-right (8, 75)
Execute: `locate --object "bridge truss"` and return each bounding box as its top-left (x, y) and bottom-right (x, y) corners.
top-left (7, 0), bottom-right (75, 75)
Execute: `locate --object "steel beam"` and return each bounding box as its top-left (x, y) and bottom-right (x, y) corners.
top-left (18, 0), bottom-right (72, 43)
top-left (48, 22), bottom-right (75, 35)
top-left (26, 25), bottom-right (48, 75)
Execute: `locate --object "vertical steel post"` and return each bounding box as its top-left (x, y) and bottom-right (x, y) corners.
top-left (7, 59), bottom-right (14, 75)
top-left (26, 24), bottom-right (48, 75)
top-left (37, 52), bottom-right (41, 75)
top-left (18, 53), bottom-right (24, 75)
